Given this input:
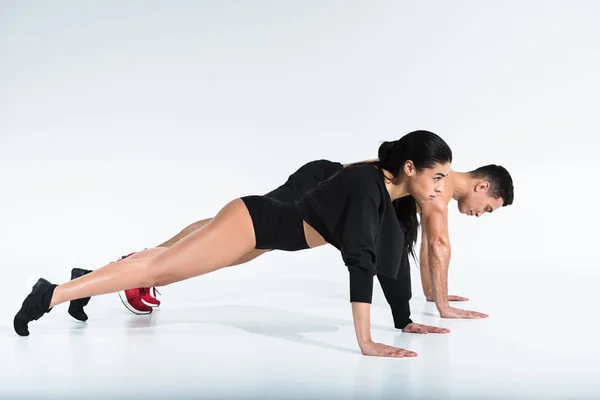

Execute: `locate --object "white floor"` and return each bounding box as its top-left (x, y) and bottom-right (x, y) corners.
top-left (1, 250), bottom-right (598, 400)
top-left (3, 1), bottom-right (600, 398)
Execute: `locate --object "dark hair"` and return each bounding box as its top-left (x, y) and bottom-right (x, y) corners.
top-left (469, 165), bottom-right (514, 206)
top-left (373, 130), bottom-right (453, 259)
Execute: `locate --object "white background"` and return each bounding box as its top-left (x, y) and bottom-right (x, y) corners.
top-left (1, 1), bottom-right (599, 399)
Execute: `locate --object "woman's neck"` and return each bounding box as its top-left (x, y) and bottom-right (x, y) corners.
top-left (381, 168), bottom-right (409, 201)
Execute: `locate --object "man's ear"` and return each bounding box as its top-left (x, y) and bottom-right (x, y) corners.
top-left (475, 180), bottom-right (490, 193)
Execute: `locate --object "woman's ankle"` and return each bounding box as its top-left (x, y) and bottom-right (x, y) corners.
top-left (49, 285), bottom-right (63, 308)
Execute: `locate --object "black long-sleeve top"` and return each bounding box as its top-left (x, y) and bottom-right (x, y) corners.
top-left (377, 252), bottom-right (412, 328)
top-left (294, 163), bottom-right (411, 327)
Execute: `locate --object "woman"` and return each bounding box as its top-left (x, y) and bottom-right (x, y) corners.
top-left (14, 130), bottom-right (452, 358)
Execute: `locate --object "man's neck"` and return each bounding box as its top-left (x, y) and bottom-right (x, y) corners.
top-left (450, 169), bottom-right (471, 202)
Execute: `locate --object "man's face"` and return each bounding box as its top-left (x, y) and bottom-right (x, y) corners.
top-left (457, 181), bottom-right (504, 217)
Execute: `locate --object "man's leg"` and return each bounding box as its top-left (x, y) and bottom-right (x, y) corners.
top-left (156, 218), bottom-right (212, 248)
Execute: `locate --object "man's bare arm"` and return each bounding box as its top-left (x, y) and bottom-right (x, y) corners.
top-left (421, 202), bottom-right (451, 313)
top-left (419, 223), bottom-right (434, 299)
top-left (421, 202), bottom-right (488, 319)
top-left (342, 159), bottom-right (379, 168)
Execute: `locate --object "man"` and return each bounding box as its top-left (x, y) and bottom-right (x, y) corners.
top-left (417, 163), bottom-right (513, 317)
top-left (69, 158), bottom-right (513, 331)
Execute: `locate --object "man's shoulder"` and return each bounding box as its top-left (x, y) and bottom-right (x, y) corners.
top-left (420, 195), bottom-right (449, 216)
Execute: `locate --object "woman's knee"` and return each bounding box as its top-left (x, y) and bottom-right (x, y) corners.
top-left (143, 258), bottom-right (175, 287)
top-left (145, 270), bottom-right (174, 288)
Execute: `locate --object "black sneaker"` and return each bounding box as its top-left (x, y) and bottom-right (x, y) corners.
top-left (68, 268), bottom-right (93, 321)
top-left (13, 278), bottom-right (58, 336)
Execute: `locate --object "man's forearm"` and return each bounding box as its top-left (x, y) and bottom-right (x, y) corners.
top-left (419, 240), bottom-right (433, 299)
top-left (428, 241), bottom-right (451, 313)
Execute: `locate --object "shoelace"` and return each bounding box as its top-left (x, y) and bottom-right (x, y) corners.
top-left (138, 287), bottom-right (160, 298)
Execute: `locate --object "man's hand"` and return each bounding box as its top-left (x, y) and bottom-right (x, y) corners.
top-left (440, 307), bottom-right (488, 319)
top-left (402, 323), bottom-right (450, 334)
top-left (426, 295), bottom-right (469, 302)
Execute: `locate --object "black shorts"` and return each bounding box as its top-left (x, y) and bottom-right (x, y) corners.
top-left (240, 195), bottom-right (309, 251)
top-left (242, 159), bottom-right (343, 251)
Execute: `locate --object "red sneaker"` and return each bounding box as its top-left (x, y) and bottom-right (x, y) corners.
top-left (118, 288), bottom-right (153, 315)
top-left (140, 287), bottom-right (161, 308)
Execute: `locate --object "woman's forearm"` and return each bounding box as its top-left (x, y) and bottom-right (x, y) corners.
top-left (352, 302), bottom-right (373, 348)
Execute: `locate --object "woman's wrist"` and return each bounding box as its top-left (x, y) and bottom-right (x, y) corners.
top-left (351, 302), bottom-right (373, 348)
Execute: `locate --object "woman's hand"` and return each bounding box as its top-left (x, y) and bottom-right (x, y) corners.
top-left (351, 302), bottom-right (417, 358)
top-left (359, 341), bottom-right (418, 358)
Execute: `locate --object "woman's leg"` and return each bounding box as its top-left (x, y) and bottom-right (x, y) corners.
top-left (67, 247), bottom-right (169, 319)
top-left (123, 247), bottom-right (168, 259)
top-left (229, 249), bottom-right (271, 266)
top-left (49, 198), bottom-right (256, 308)
top-left (72, 231), bottom-right (267, 317)
top-left (160, 237), bottom-right (270, 267)
top-left (154, 219), bottom-right (269, 266)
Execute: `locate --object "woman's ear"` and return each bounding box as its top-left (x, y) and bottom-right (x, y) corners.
top-left (403, 160), bottom-right (416, 176)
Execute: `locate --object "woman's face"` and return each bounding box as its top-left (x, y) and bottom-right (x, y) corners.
top-left (405, 161), bottom-right (451, 204)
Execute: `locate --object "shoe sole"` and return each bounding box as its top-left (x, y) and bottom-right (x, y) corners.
top-left (141, 298), bottom-right (160, 308)
top-left (117, 291), bottom-right (152, 315)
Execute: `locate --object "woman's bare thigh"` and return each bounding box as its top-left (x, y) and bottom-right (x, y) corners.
top-left (303, 221), bottom-right (328, 248)
top-left (148, 198), bottom-right (256, 284)
top-left (228, 249), bottom-right (271, 266)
